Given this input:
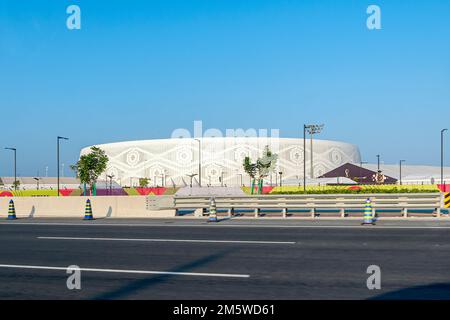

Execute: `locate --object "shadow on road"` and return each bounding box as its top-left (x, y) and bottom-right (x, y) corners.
top-left (28, 206), bottom-right (35, 218)
top-left (370, 283), bottom-right (450, 300)
top-left (91, 248), bottom-right (235, 300)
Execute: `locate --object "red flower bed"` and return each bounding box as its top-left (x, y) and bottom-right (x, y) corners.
top-left (136, 187), bottom-right (167, 196)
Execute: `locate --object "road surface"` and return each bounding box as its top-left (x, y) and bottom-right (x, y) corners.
top-left (0, 218), bottom-right (449, 299)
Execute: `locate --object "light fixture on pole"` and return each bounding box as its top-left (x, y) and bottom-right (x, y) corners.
top-left (33, 177), bottom-right (40, 190)
top-left (5, 147), bottom-right (17, 190)
top-left (57, 136), bottom-right (69, 197)
top-left (307, 124), bottom-right (324, 179)
top-left (186, 173), bottom-right (198, 188)
top-left (279, 171), bottom-right (283, 188)
top-left (107, 174), bottom-right (114, 195)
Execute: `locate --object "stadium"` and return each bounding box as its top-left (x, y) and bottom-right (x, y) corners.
top-left (80, 137), bottom-right (362, 187)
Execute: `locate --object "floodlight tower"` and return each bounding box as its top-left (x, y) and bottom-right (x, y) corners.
top-left (303, 124), bottom-right (324, 191)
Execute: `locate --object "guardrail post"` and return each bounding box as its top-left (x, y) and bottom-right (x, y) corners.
top-left (311, 208), bottom-right (315, 218)
top-left (436, 207), bottom-right (441, 218)
top-left (340, 208), bottom-right (345, 218)
top-left (254, 208), bottom-right (260, 218)
top-left (403, 208), bottom-right (408, 218)
top-left (282, 208), bottom-right (287, 218)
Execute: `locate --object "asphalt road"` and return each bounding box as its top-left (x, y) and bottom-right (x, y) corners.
top-left (0, 218), bottom-right (449, 300)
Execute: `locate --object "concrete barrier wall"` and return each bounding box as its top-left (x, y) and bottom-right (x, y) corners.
top-left (0, 196), bottom-right (176, 219)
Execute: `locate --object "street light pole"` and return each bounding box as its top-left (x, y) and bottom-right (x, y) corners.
top-left (279, 171), bottom-right (283, 188)
top-left (57, 136), bottom-right (69, 196)
top-left (399, 160), bottom-right (406, 185)
top-left (310, 131), bottom-right (313, 179)
top-left (441, 129), bottom-right (448, 187)
top-left (303, 124), bottom-right (324, 189)
top-left (33, 177), bottom-right (40, 190)
top-left (5, 147), bottom-right (17, 190)
top-left (187, 174), bottom-right (197, 188)
top-left (194, 139), bottom-right (202, 187)
top-left (303, 125), bottom-right (306, 192)
top-left (376, 155), bottom-right (381, 171)
top-left (107, 174), bottom-right (114, 195)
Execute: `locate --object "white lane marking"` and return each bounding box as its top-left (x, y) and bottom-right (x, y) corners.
top-left (0, 264), bottom-right (250, 278)
top-left (37, 236), bottom-right (296, 245)
top-left (1, 221), bottom-right (450, 229)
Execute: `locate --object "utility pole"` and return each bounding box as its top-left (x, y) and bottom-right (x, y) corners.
top-left (303, 124), bottom-right (324, 190)
top-left (5, 147), bottom-right (17, 190)
top-left (399, 160), bottom-right (405, 185)
top-left (57, 136), bottom-right (69, 196)
top-left (441, 129), bottom-right (448, 187)
top-left (303, 125), bottom-right (306, 192)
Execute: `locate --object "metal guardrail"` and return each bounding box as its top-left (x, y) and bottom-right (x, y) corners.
top-left (146, 193), bottom-right (447, 218)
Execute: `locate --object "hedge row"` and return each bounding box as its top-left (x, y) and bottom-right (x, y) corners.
top-left (270, 187), bottom-right (440, 194)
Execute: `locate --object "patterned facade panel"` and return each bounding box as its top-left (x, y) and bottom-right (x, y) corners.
top-left (80, 137), bottom-right (361, 187)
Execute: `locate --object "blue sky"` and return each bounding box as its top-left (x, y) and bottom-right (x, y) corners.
top-left (0, 0), bottom-right (449, 177)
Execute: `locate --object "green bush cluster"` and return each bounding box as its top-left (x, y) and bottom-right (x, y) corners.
top-left (270, 187), bottom-right (439, 195)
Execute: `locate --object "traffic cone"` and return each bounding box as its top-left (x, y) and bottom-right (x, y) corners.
top-left (83, 199), bottom-right (94, 220)
top-left (207, 197), bottom-right (218, 222)
top-left (362, 198), bottom-right (375, 225)
top-left (7, 199), bottom-right (17, 220)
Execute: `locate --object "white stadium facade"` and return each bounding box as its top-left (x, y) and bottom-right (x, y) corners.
top-left (80, 137), bottom-right (361, 187)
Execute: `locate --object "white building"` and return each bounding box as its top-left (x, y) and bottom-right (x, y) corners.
top-left (80, 137), bottom-right (361, 187)
top-left (360, 163), bottom-right (450, 185)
